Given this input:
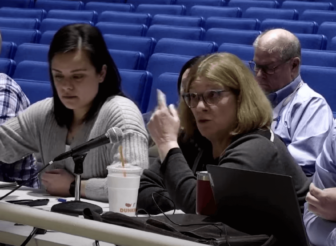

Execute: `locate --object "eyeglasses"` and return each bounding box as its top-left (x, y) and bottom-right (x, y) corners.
top-left (182, 90), bottom-right (225, 108)
top-left (249, 58), bottom-right (291, 75)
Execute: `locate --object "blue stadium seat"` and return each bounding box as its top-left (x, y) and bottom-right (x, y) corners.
top-left (244, 7), bottom-right (298, 21)
top-left (154, 38), bottom-right (218, 56)
top-left (47, 10), bottom-right (98, 24)
top-left (109, 49), bottom-right (146, 70)
top-left (0, 42), bottom-right (17, 59)
top-left (300, 10), bottom-right (336, 25)
top-left (13, 61), bottom-right (49, 82)
top-left (260, 19), bottom-right (318, 34)
top-left (0, 58), bottom-right (16, 77)
top-left (175, 0), bottom-right (226, 15)
top-left (0, 17), bottom-right (40, 30)
top-left (39, 30), bottom-right (56, 45)
top-left (119, 69), bottom-right (153, 113)
top-left (145, 53), bottom-right (192, 112)
top-left (330, 37), bottom-right (336, 51)
top-left (317, 22), bottom-right (336, 50)
top-left (301, 50), bottom-right (336, 68)
top-left (228, 0), bottom-right (279, 13)
top-left (190, 6), bottom-right (242, 19)
top-left (218, 43), bottom-right (254, 61)
top-left (96, 22), bottom-right (147, 36)
top-left (127, 0), bottom-right (175, 8)
top-left (35, 0), bottom-right (84, 11)
top-left (14, 43), bottom-right (49, 64)
top-left (205, 28), bottom-right (261, 45)
top-left (152, 14), bottom-right (204, 27)
top-left (146, 25), bottom-right (205, 41)
top-left (85, 2), bottom-right (135, 14)
top-left (205, 17), bottom-right (260, 30)
top-left (0, 8), bottom-right (46, 20)
top-left (40, 19), bottom-right (93, 33)
top-left (301, 65), bottom-right (336, 113)
top-left (15, 79), bottom-right (52, 104)
top-left (1, 28), bottom-right (41, 45)
top-left (136, 4), bottom-right (186, 15)
top-left (295, 33), bottom-right (327, 50)
top-left (282, 1), bottom-right (334, 15)
top-left (104, 34), bottom-right (156, 60)
top-left (0, 0), bottom-right (33, 8)
top-left (146, 72), bottom-right (179, 113)
top-left (98, 11), bottom-right (152, 26)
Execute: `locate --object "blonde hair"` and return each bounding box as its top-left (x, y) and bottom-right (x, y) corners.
top-left (179, 52), bottom-right (273, 138)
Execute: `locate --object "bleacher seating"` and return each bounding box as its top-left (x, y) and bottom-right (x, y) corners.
top-left (281, 1), bottom-right (334, 15)
top-left (98, 12), bottom-right (152, 26)
top-left (153, 38), bottom-right (218, 56)
top-left (175, 0), bottom-right (226, 14)
top-left (317, 22), bottom-right (336, 50)
top-left (15, 79), bottom-right (52, 105)
top-left (146, 25), bottom-right (205, 41)
top-left (300, 10), bottom-right (336, 25)
top-left (85, 2), bottom-right (135, 14)
top-left (244, 7), bottom-right (298, 21)
top-left (109, 49), bottom-right (146, 70)
top-left (1, 29), bottom-right (41, 45)
top-left (205, 29), bottom-right (261, 45)
top-left (0, 58), bottom-right (16, 77)
top-left (217, 43), bottom-right (254, 61)
top-left (96, 22), bottom-right (148, 36)
top-left (0, 42), bottom-right (17, 60)
top-left (0, 8), bottom-right (46, 20)
top-left (136, 4), bottom-right (186, 15)
top-left (46, 10), bottom-right (98, 24)
top-left (301, 50), bottom-right (336, 68)
top-left (295, 34), bottom-right (328, 50)
top-left (151, 15), bottom-right (204, 27)
top-left (205, 17), bottom-right (260, 30)
top-left (35, 0), bottom-right (84, 11)
top-left (14, 43), bottom-right (49, 64)
top-left (103, 34), bottom-right (156, 60)
top-left (39, 31), bottom-right (56, 45)
top-left (119, 69), bottom-right (153, 112)
top-left (127, 0), bottom-right (175, 8)
top-left (190, 6), bottom-right (242, 18)
top-left (330, 37), bottom-right (336, 51)
top-left (146, 72), bottom-right (180, 112)
top-left (13, 61), bottom-right (49, 82)
top-left (40, 19), bottom-right (93, 33)
top-left (0, 0), bottom-right (33, 8)
top-left (228, 0), bottom-right (279, 13)
top-left (0, 17), bottom-right (40, 30)
top-left (260, 20), bottom-right (318, 34)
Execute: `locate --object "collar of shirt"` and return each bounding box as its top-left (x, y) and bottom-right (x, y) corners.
top-left (267, 75), bottom-right (302, 108)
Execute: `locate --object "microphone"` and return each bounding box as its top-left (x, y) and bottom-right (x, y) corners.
top-left (53, 127), bottom-right (123, 162)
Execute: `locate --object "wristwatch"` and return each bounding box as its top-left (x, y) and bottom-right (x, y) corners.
top-left (69, 180), bottom-right (76, 197)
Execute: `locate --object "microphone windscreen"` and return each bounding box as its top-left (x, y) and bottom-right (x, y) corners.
top-left (107, 127), bottom-right (123, 143)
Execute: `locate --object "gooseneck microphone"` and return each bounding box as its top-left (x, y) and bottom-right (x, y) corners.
top-left (0, 127), bottom-right (123, 201)
top-left (53, 127), bottom-right (123, 161)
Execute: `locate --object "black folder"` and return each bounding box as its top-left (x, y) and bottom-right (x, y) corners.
top-left (207, 165), bottom-right (310, 246)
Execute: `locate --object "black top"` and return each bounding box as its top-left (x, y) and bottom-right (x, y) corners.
top-left (138, 129), bottom-right (310, 215)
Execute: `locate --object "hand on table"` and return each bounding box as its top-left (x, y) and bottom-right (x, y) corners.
top-left (41, 169), bottom-right (75, 197)
top-left (306, 183), bottom-right (336, 221)
top-left (147, 90), bottom-right (180, 162)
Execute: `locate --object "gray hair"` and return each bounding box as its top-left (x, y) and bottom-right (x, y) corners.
top-left (253, 29), bottom-right (301, 62)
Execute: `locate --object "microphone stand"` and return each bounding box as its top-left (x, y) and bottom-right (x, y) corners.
top-left (51, 154), bottom-right (103, 216)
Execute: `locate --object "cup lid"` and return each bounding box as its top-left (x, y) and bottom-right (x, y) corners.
top-left (107, 164), bottom-right (142, 174)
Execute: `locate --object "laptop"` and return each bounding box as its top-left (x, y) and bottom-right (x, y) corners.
top-left (207, 165), bottom-right (310, 246)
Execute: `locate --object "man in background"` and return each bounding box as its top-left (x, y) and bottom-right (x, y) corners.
top-left (252, 28), bottom-right (333, 177)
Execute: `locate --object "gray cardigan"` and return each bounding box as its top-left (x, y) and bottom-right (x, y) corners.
top-left (0, 95), bottom-right (148, 202)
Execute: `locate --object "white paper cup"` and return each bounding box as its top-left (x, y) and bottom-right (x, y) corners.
top-left (107, 164), bottom-right (142, 177)
top-left (107, 174), bottom-right (140, 216)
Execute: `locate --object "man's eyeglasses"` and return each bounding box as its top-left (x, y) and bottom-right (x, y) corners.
top-left (249, 58), bottom-right (291, 75)
top-left (182, 90), bottom-right (225, 108)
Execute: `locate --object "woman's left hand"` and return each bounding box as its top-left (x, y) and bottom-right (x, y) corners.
top-left (147, 90), bottom-right (180, 161)
top-left (41, 169), bottom-right (75, 197)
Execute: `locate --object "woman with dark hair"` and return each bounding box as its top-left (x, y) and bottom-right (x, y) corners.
top-left (0, 24), bottom-right (148, 202)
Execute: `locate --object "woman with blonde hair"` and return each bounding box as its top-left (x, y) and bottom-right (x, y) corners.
top-left (137, 52), bottom-right (309, 216)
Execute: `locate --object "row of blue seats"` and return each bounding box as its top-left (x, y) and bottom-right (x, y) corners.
top-left (1, 21), bottom-right (335, 51)
top-left (2, 41), bottom-right (336, 72)
top-left (1, 4), bottom-right (336, 24)
top-left (0, 54), bottom-right (335, 114)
